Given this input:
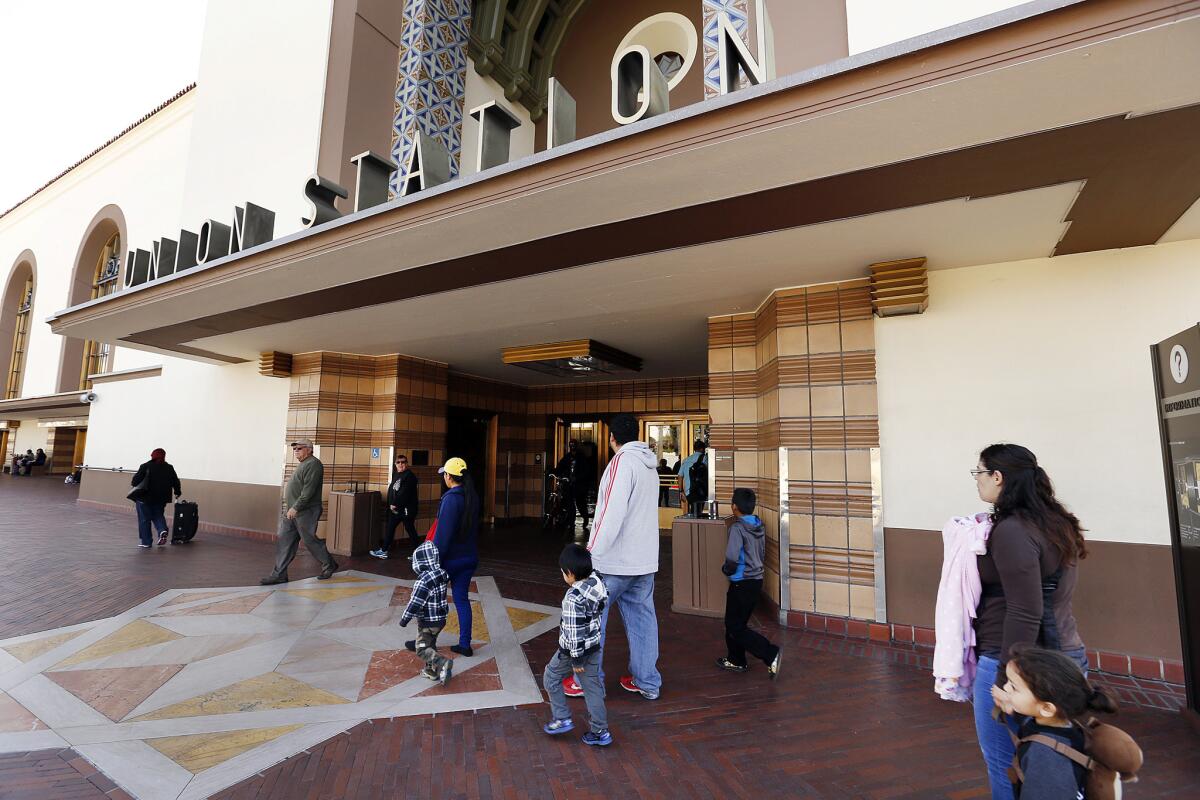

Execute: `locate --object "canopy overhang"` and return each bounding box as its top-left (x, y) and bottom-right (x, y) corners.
top-left (47, 0), bottom-right (1200, 383)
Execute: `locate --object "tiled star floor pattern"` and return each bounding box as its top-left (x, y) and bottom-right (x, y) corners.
top-left (1, 478), bottom-right (1198, 799)
top-left (0, 571), bottom-right (558, 800)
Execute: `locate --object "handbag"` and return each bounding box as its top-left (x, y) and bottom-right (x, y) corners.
top-left (127, 473), bottom-right (149, 502)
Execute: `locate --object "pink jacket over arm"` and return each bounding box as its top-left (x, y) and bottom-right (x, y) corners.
top-left (933, 513), bottom-right (992, 702)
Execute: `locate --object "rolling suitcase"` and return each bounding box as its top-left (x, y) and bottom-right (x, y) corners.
top-left (171, 500), bottom-right (199, 544)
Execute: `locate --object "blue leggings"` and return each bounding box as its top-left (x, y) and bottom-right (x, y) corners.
top-left (443, 556), bottom-right (478, 649)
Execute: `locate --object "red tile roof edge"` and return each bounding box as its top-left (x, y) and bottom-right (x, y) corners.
top-left (0, 83), bottom-right (197, 222)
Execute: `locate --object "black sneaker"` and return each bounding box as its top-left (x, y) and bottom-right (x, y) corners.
top-left (404, 640), bottom-right (416, 652)
top-left (260, 575), bottom-right (288, 585)
top-left (716, 657), bottom-right (749, 673)
top-left (450, 645), bottom-right (473, 657)
top-left (582, 729), bottom-right (613, 747)
top-left (767, 648), bottom-right (782, 680)
top-left (318, 561), bottom-right (339, 580)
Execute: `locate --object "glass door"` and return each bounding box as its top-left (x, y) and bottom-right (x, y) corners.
top-left (642, 419), bottom-right (684, 529)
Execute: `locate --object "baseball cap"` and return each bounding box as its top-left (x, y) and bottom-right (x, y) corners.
top-left (438, 457), bottom-right (467, 476)
top-left (290, 438), bottom-right (314, 449)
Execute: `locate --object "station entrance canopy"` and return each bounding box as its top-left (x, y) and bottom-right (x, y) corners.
top-left (48, 2), bottom-right (1200, 385)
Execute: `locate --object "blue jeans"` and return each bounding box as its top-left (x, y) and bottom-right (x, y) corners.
top-left (443, 556), bottom-right (478, 649)
top-left (974, 647), bottom-right (1088, 800)
top-left (597, 572), bottom-right (661, 697)
top-left (135, 501), bottom-right (167, 546)
top-left (544, 648), bottom-right (606, 733)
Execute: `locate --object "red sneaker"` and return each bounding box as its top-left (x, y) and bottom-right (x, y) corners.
top-left (619, 675), bottom-right (660, 699)
top-left (562, 675), bottom-right (584, 697)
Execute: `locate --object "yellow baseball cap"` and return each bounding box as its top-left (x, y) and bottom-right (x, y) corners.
top-left (438, 457), bottom-right (467, 476)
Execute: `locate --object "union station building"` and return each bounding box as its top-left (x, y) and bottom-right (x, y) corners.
top-left (2, 0), bottom-right (1198, 691)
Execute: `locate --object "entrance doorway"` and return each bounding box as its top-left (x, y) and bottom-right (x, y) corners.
top-left (641, 416), bottom-right (710, 528)
top-left (72, 429), bottom-right (87, 472)
top-left (446, 408), bottom-right (496, 522)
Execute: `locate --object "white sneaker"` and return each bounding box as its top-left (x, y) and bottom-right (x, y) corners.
top-left (369, 549), bottom-right (388, 560)
top-left (137, 544), bottom-right (151, 548)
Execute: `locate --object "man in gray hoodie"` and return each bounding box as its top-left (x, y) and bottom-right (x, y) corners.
top-left (563, 413), bottom-right (663, 701)
top-left (716, 487), bottom-right (782, 677)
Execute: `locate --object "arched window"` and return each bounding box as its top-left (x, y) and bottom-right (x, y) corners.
top-left (79, 232), bottom-right (121, 389)
top-left (4, 274), bottom-right (33, 400)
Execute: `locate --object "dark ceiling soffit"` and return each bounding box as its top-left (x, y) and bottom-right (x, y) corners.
top-left (118, 104), bottom-right (1200, 360)
top-left (0, 395), bottom-right (90, 414)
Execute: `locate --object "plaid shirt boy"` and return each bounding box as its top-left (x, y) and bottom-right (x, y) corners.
top-left (558, 573), bottom-right (607, 664)
top-left (400, 541), bottom-right (449, 627)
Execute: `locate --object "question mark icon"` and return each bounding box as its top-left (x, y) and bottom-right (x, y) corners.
top-left (1170, 345), bottom-right (1188, 384)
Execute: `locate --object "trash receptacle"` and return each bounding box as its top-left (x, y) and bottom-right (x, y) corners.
top-left (327, 485), bottom-right (380, 557)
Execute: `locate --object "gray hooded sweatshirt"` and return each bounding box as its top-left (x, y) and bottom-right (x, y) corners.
top-left (723, 514), bottom-right (765, 581)
top-left (586, 441), bottom-right (660, 575)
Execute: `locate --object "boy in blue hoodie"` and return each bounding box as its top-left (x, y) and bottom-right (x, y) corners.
top-left (542, 544), bottom-right (612, 746)
top-left (399, 541), bottom-right (453, 685)
top-left (716, 488), bottom-right (782, 677)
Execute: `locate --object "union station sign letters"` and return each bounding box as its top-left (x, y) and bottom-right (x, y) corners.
top-left (122, 9), bottom-right (771, 291)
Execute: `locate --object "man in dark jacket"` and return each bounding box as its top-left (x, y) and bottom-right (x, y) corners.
top-left (130, 448), bottom-right (182, 548)
top-left (372, 452), bottom-right (419, 559)
top-left (555, 440), bottom-right (596, 529)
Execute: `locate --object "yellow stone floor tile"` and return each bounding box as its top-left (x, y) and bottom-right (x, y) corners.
top-left (134, 671), bottom-right (349, 721)
top-left (281, 586), bottom-right (388, 602)
top-left (2, 629), bottom-right (86, 663)
top-left (147, 724), bottom-right (302, 773)
top-left (56, 620), bottom-right (181, 668)
top-left (442, 601), bottom-right (488, 642)
top-left (506, 607), bottom-right (550, 632)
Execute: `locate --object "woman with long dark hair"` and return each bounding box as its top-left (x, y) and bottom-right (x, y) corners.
top-left (431, 457), bottom-right (481, 656)
top-left (970, 443), bottom-right (1087, 800)
top-left (129, 448), bottom-right (181, 548)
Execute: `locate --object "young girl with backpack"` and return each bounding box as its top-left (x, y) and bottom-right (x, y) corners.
top-left (991, 644), bottom-right (1141, 800)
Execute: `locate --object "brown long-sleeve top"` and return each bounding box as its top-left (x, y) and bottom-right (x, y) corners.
top-left (975, 516), bottom-right (1083, 661)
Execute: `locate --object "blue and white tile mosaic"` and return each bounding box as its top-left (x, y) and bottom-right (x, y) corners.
top-left (390, 0), bottom-right (473, 195)
top-left (702, 0), bottom-right (750, 98)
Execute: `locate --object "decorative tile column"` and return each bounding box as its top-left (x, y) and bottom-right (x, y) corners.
top-left (286, 352), bottom-right (448, 539)
top-left (709, 279), bottom-right (882, 620)
top-left (701, 0), bottom-right (750, 98)
top-left (390, 0), bottom-right (473, 194)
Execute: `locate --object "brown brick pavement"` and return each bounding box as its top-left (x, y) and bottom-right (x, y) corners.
top-left (2, 477), bottom-right (1198, 798)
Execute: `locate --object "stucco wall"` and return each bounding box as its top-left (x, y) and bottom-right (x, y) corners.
top-left (178, 0), bottom-right (334, 233)
top-left (0, 95), bottom-right (194, 398)
top-left (876, 239), bottom-right (1200, 546)
top-left (84, 360), bottom-right (289, 487)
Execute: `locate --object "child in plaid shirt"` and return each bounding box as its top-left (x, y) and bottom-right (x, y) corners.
top-left (399, 541), bottom-right (453, 685)
top-left (542, 544), bottom-right (611, 746)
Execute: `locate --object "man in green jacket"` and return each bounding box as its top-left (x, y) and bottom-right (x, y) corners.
top-left (261, 438), bottom-right (338, 584)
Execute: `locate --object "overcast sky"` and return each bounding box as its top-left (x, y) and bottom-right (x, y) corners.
top-left (0, 0), bottom-right (1023, 215)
